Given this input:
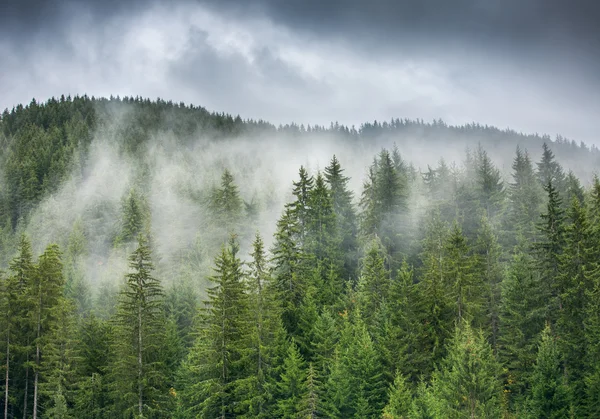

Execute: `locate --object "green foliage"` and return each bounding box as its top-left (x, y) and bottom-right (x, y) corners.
top-left (430, 322), bottom-right (503, 419)
top-left (2, 96), bottom-right (600, 418)
top-left (526, 325), bottom-right (572, 418)
top-left (108, 235), bottom-right (170, 418)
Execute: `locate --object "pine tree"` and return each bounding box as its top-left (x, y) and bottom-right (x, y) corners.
top-left (387, 261), bottom-right (427, 384)
top-left (75, 315), bottom-right (111, 418)
top-left (526, 324), bottom-right (572, 418)
top-left (506, 146), bottom-right (544, 246)
top-left (41, 300), bottom-right (79, 418)
top-left (277, 342), bottom-right (307, 418)
top-left (271, 207), bottom-right (306, 337)
top-left (3, 235), bottom-right (35, 418)
top-left (298, 363), bottom-right (321, 418)
top-left (417, 211), bottom-right (453, 373)
top-left (584, 176), bottom-right (600, 416)
top-left (117, 188), bottom-right (147, 245)
top-left (475, 147), bottom-right (505, 219)
top-left (289, 166), bottom-right (314, 243)
top-left (535, 180), bottom-right (566, 324)
top-left (30, 244), bottom-right (65, 419)
top-left (209, 169), bottom-right (244, 232)
top-left (474, 215), bottom-right (503, 349)
top-left (430, 322), bottom-right (503, 418)
top-left (357, 240), bottom-right (391, 328)
top-left (322, 347), bottom-right (353, 419)
top-left (536, 143), bottom-right (565, 193)
top-left (445, 222), bottom-right (482, 326)
top-left (238, 233), bottom-right (281, 418)
top-left (382, 371), bottom-right (412, 419)
top-left (179, 237), bottom-right (248, 418)
top-left (555, 196), bottom-right (591, 413)
top-left (108, 234), bottom-right (169, 418)
top-left (324, 155), bottom-right (358, 280)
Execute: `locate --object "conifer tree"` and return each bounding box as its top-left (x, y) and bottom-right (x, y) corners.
top-left (507, 146), bottom-right (544, 245)
top-left (357, 239), bottom-right (390, 328)
top-left (445, 222), bottom-right (481, 326)
top-left (387, 261), bottom-right (427, 384)
top-left (498, 252), bottom-right (547, 407)
top-left (237, 233), bottom-right (282, 418)
top-left (2, 235), bottom-right (36, 418)
top-left (289, 166), bottom-right (314, 243)
top-left (474, 215), bottom-right (503, 348)
top-left (535, 180), bottom-right (566, 323)
top-left (298, 363), bottom-right (321, 419)
top-left (209, 169), bottom-right (244, 231)
top-left (30, 244), bottom-right (64, 419)
top-left (526, 324), bottom-right (572, 418)
top-left (108, 234), bottom-right (169, 418)
top-left (271, 207), bottom-right (306, 337)
top-left (554, 196), bottom-right (592, 413)
top-left (179, 237), bottom-right (248, 418)
top-left (277, 341), bottom-right (307, 418)
top-left (536, 143), bottom-right (565, 193)
top-left (322, 347), bottom-right (353, 419)
top-left (382, 371), bottom-right (412, 419)
top-left (583, 176), bottom-right (600, 416)
top-left (430, 322), bottom-right (503, 418)
top-left (475, 147), bottom-right (505, 219)
top-left (324, 155), bottom-right (358, 280)
top-left (417, 211), bottom-right (453, 372)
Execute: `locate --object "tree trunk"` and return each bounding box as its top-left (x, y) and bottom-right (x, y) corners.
top-left (4, 331), bottom-right (9, 419)
top-left (32, 350), bottom-right (39, 419)
top-left (22, 356), bottom-right (28, 419)
top-left (32, 290), bottom-right (41, 419)
top-left (138, 302), bottom-right (143, 417)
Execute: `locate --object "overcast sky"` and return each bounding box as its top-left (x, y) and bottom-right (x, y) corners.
top-left (1, 0), bottom-right (598, 144)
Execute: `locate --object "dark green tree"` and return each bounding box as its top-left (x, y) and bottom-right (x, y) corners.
top-left (108, 235), bottom-right (169, 418)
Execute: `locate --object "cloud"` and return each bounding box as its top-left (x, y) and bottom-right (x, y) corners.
top-left (0, 0), bottom-right (597, 144)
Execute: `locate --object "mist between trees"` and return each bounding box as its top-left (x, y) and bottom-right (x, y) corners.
top-left (0, 95), bottom-right (599, 418)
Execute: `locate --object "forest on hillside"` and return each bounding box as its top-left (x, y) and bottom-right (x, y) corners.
top-left (1, 96), bottom-right (600, 418)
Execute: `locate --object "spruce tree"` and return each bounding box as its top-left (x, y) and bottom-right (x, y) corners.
top-left (536, 143), bottom-right (565, 193)
top-left (209, 169), bottom-right (244, 232)
top-left (430, 322), bottom-right (503, 418)
top-left (555, 196), bottom-right (591, 413)
top-left (108, 234), bottom-right (169, 418)
top-left (357, 239), bottom-right (391, 328)
top-left (179, 237), bottom-right (248, 418)
top-left (324, 155), bottom-right (358, 280)
top-left (498, 252), bottom-right (547, 408)
top-left (30, 244), bottom-right (65, 419)
top-left (382, 371), bottom-right (412, 419)
top-left (507, 146), bottom-right (544, 245)
top-left (277, 342), bottom-right (308, 418)
top-left (238, 233), bottom-right (282, 418)
top-left (526, 324), bottom-right (572, 418)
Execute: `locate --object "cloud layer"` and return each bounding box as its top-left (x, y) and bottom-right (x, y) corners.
top-left (1, 0), bottom-right (597, 143)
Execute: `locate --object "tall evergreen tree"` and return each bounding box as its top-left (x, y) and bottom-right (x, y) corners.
top-left (324, 155), bottom-right (358, 280)
top-left (209, 169), bottom-right (244, 232)
top-left (430, 322), bottom-right (503, 418)
top-left (536, 143), bottom-right (565, 193)
top-left (30, 244), bottom-right (65, 419)
top-left (526, 324), bottom-right (572, 418)
top-left (108, 235), bottom-right (169, 418)
top-left (179, 237), bottom-right (248, 418)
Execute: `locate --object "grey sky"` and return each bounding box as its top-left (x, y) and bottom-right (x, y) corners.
top-left (0, 0), bottom-right (598, 144)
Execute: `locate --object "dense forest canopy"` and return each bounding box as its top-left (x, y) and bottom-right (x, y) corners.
top-left (1, 95), bottom-right (599, 418)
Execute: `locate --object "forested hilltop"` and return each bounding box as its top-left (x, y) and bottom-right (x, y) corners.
top-left (1, 95), bottom-right (599, 418)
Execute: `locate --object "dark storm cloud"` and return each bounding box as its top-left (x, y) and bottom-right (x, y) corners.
top-left (3, 0), bottom-right (599, 54)
top-left (0, 0), bottom-right (597, 144)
